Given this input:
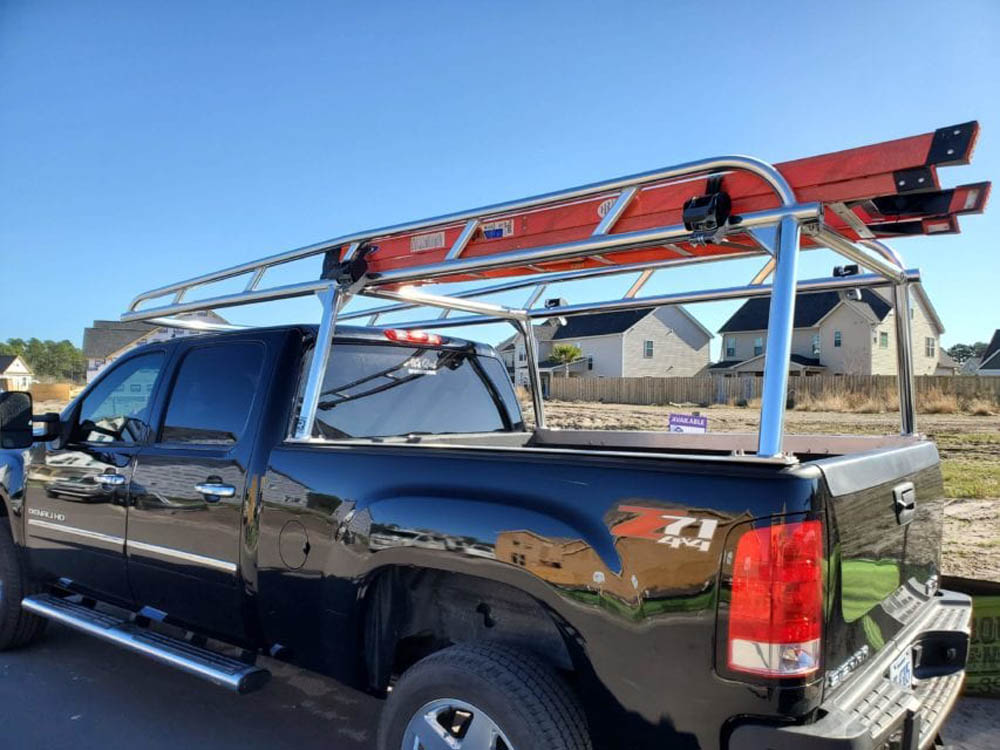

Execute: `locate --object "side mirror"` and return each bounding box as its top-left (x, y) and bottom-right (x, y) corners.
top-left (0, 391), bottom-right (34, 449)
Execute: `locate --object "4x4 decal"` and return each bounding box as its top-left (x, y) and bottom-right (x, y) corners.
top-left (611, 505), bottom-right (718, 552)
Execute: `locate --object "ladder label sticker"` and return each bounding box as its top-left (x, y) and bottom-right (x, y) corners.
top-left (410, 231), bottom-right (446, 253)
top-left (481, 219), bottom-right (515, 240)
top-left (597, 198), bottom-right (617, 218)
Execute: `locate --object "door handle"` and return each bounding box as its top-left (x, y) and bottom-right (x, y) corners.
top-left (95, 473), bottom-right (127, 487)
top-left (194, 482), bottom-right (236, 501)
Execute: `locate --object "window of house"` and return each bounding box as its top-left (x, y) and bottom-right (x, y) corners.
top-left (518, 349), bottom-right (526, 362)
top-left (587, 355), bottom-right (593, 371)
top-left (834, 330), bottom-right (842, 348)
top-left (643, 340), bottom-right (654, 358)
top-left (725, 337), bottom-right (735, 358)
top-left (879, 332), bottom-right (889, 349)
top-left (753, 336), bottom-right (763, 357)
top-left (811, 334), bottom-right (821, 356)
top-left (925, 337), bottom-right (936, 358)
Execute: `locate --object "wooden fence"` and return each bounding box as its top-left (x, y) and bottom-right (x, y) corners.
top-left (548, 374), bottom-right (1000, 406)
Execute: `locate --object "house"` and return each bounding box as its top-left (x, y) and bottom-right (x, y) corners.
top-left (708, 286), bottom-right (946, 377)
top-left (82, 311), bottom-right (229, 382)
top-left (0, 355), bottom-right (33, 391)
top-left (501, 303), bottom-right (712, 391)
top-left (934, 350), bottom-right (960, 376)
top-left (976, 330), bottom-right (1000, 375)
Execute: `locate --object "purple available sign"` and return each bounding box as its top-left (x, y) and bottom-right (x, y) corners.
top-left (668, 413), bottom-right (708, 434)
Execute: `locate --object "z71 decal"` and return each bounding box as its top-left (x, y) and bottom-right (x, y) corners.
top-left (611, 505), bottom-right (718, 552)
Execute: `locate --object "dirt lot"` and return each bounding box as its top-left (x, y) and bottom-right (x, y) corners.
top-left (535, 401), bottom-right (1000, 582)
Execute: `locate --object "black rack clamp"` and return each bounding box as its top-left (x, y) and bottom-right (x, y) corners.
top-left (321, 242), bottom-right (378, 292)
top-left (682, 175), bottom-right (732, 243)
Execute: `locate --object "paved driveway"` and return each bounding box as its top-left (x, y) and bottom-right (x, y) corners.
top-left (0, 624), bottom-right (996, 749)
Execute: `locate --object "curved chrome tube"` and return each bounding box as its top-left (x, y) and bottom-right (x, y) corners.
top-left (127, 155), bottom-right (797, 312)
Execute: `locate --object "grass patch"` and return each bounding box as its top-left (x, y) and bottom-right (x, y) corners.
top-left (942, 459), bottom-right (1000, 499)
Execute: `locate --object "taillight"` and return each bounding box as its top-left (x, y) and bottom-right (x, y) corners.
top-left (384, 329), bottom-right (443, 346)
top-left (727, 519), bottom-right (823, 678)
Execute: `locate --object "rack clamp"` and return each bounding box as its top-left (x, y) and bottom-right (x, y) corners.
top-left (682, 175), bottom-right (733, 245)
top-left (321, 242), bottom-right (378, 294)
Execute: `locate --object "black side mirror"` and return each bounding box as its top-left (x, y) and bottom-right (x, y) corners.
top-left (0, 391), bottom-right (34, 449)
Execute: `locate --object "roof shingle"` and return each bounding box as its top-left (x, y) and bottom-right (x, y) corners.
top-left (719, 290), bottom-right (891, 333)
top-left (550, 308), bottom-right (653, 340)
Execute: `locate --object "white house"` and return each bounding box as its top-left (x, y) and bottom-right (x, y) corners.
top-left (499, 304), bottom-right (712, 391)
top-left (708, 286), bottom-right (946, 377)
top-left (82, 311), bottom-right (229, 382)
top-left (975, 331), bottom-right (1000, 375)
top-left (0, 355), bottom-right (33, 391)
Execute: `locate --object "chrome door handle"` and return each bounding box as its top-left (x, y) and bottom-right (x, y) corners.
top-left (194, 482), bottom-right (236, 499)
top-left (95, 473), bottom-right (127, 486)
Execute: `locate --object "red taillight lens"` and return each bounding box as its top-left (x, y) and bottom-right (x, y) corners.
top-left (384, 329), bottom-right (443, 346)
top-left (727, 519), bottom-right (823, 677)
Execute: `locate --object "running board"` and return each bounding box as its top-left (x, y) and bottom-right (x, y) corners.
top-left (22, 594), bottom-right (270, 693)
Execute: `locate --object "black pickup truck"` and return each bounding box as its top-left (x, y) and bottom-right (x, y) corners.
top-left (0, 323), bottom-right (972, 749)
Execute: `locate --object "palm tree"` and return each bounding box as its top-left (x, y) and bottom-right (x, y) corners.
top-left (550, 344), bottom-right (582, 377)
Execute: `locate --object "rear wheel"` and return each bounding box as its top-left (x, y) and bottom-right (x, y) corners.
top-left (0, 518), bottom-right (46, 650)
top-left (377, 643), bottom-right (591, 750)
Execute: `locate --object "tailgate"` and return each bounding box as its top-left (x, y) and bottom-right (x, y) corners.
top-left (813, 441), bottom-right (945, 697)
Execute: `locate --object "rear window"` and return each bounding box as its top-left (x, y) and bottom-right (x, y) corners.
top-left (301, 343), bottom-right (523, 439)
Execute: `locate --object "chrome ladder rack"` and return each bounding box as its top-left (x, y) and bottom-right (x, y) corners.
top-left (121, 153), bottom-right (938, 458)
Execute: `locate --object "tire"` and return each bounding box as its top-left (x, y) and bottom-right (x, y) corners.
top-left (377, 642), bottom-right (591, 750)
top-left (0, 517), bottom-right (47, 650)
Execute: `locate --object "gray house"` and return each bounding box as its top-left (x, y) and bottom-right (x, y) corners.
top-left (83, 311), bottom-right (229, 382)
top-left (708, 287), bottom-right (946, 377)
top-left (500, 305), bottom-right (712, 391)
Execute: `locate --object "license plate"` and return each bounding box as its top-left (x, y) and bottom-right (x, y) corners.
top-left (890, 649), bottom-right (914, 689)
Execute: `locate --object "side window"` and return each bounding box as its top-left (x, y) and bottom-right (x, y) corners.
top-left (77, 352), bottom-right (165, 444)
top-left (160, 343), bottom-right (264, 445)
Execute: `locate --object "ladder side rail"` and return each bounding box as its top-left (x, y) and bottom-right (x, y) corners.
top-left (127, 155), bottom-right (797, 314)
top-left (364, 204), bottom-right (815, 288)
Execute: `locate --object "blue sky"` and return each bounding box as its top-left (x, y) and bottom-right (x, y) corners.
top-left (2, 0), bottom-right (998, 357)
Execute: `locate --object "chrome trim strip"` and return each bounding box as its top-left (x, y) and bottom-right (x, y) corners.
top-left (127, 540), bottom-right (237, 574)
top-left (27, 519), bottom-right (125, 548)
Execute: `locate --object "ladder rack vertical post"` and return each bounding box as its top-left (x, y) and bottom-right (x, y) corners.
top-left (892, 282), bottom-right (917, 435)
top-left (757, 215), bottom-right (801, 457)
top-left (518, 317), bottom-right (546, 429)
top-left (294, 284), bottom-right (343, 440)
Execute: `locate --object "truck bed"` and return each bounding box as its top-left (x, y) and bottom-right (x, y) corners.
top-left (313, 427), bottom-right (927, 463)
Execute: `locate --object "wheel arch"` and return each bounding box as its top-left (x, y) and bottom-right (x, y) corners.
top-left (359, 564), bottom-right (579, 693)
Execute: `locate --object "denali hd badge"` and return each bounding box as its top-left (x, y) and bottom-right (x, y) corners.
top-left (611, 505), bottom-right (718, 552)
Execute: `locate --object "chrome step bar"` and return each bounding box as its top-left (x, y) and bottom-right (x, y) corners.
top-left (22, 594), bottom-right (270, 694)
